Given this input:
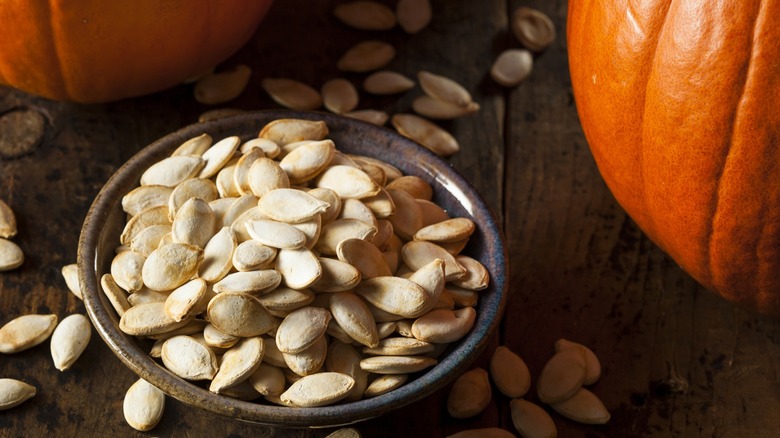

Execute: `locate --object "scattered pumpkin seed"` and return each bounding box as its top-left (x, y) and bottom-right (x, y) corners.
top-left (194, 64), bottom-right (252, 105)
top-left (363, 71), bottom-right (415, 95)
top-left (550, 387), bottom-right (610, 424)
top-left (337, 41), bottom-right (396, 73)
top-left (50, 314), bottom-right (91, 371)
top-left (334, 1), bottom-right (396, 30)
top-left (262, 78), bottom-right (322, 110)
top-left (396, 0), bottom-right (432, 34)
top-left (0, 379), bottom-right (36, 410)
top-left (0, 199), bottom-right (17, 238)
top-left (0, 238), bottom-right (24, 271)
top-left (491, 48), bottom-right (533, 87)
top-left (447, 368), bottom-right (492, 418)
top-left (512, 7), bottom-right (556, 52)
top-left (0, 314), bottom-right (57, 354)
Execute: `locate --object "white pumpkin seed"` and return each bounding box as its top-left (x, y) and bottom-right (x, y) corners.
top-left (451, 255), bottom-right (490, 290)
top-left (210, 336), bottom-right (265, 394)
top-left (100, 274), bottom-right (131, 317)
top-left (510, 398), bottom-right (557, 438)
top-left (275, 247), bottom-right (322, 290)
top-left (412, 96), bottom-right (480, 120)
top-left (0, 379), bottom-right (36, 410)
top-left (110, 250), bottom-right (146, 293)
top-left (364, 374), bottom-right (408, 398)
top-left (245, 219), bottom-right (307, 250)
top-left (257, 188), bottom-right (330, 224)
top-left (402, 240), bottom-right (466, 281)
top-left (355, 276), bottom-right (428, 318)
top-left (198, 135), bottom-right (241, 179)
top-left (232, 240), bottom-right (277, 271)
top-left (447, 368), bottom-right (491, 418)
top-left (325, 341), bottom-right (369, 402)
top-left (555, 338), bottom-right (601, 385)
top-left (248, 363), bottom-right (286, 396)
top-left (537, 346), bottom-right (588, 404)
top-left (119, 302), bottom-right (192, 336)
top-left (0, 238), bottom-right (24, 271)
top-left (512, 7), bottom-right (556, 52)
top-left (130, 224), bottom-right (171, 257)
top-left (334, 1), bottom-right (396, 30)
top-left (61, 263), bottom-right (82, 300)
top-left (550, 388), bottom-right (610, 424)
top-left (343, 109), bottom-right (389, 126)
top-left (262, 78), bottom-right (322, 110)
top-left (417, 199), bottom-right (450, 226)
top-left (121, 185), bottom-right (173, 217)
top-left (0, 199), bottom-right (16, 238)
top-left (386, 189), bottom-right (424, 240)
top-left (362, 336), bottom-right (434, 356)
top-left (198, 226), bottom-right (237, 282)
top-left (123, 378), bottom-right (165, 432)
top-left (259, 119), bottom-right (329, 146)
top-left (315, 219), bottom-right (377, 256)
top-left (50, 314), bottom-right (91, 371)
top-left (258, 287), bottom-right (315, 315)
top-left (139, 156), bottom-right (204, 187)
top-left (276, 306), bottom-right (331, 354)
top-left (280, 372), bottom-right (355, 407)
top-left (363, 71), bottom-right (415, 95)
top-left (233, 148), bottom-right (264, 195)
top-left (164, 278), bottom-right (207, 322)
top-left (329, 292), bottom-right (379, 348)
top-left (127, 287), bottom-right (170, 306)
top-left (282, 335), bottom-right (328, 376)
top-left (392, 113), bottom-right (460, 157)
top-left (173, 133), bottom-right (212, 156)
top-left (418, 71), bottom-right (473, 107)
top-left (411, 307), bottom-right (476, 343)
top-left (396, 0), bottom-right (432, 34)
top-left (490, 346), bottom-right (531, 398)
top-left (161, 335), bottom-right (219, 380)
top-left (194, 64), bottom-right (251, 104)
top-left (168, 178), bottom-right (218, 220)
top-left (316, 165), bottom-right (381, 199)
top-left (0, 314), bottom-right (57, 354)
top-left (337, 238), bottom-right (392, 280)
top-left (142, 243), bottom-right (203, 291)
top-left (359, 355), bottom-right (436, 374)
top-left (279, 140), bottom-right (336, 184)
top-left (311, 257), bottom-right (362, 292)
top-left (240, 137), bottom-right (281, 158)
top-left (120, 205), bottom-right (171, 246)
top-left (213, 270), bottom-right (282, 295)
top-left (337, 41), bottom-right (396, 73)
top-left (407, 258), bottom-right (445, 317)
top-left (207, 292), bottom-right (276, 337)
top-left (216, 160), bottom-right (241, 198)
top-left (321, 79), bottom-right (359, 114)
top-left (491, 49), bottom-right (533, 87)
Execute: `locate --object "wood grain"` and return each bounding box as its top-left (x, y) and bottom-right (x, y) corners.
top-left (0, 0), bottom-right (778, 437)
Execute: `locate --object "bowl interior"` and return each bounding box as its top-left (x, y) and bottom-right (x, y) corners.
top-left (78, 110), bottom-right (507, 427)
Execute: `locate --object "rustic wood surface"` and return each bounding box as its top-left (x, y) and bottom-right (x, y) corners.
top-left (1, 0), bottom-right (779, 437)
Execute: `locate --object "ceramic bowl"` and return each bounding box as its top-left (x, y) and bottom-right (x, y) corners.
top-left (78, 110), bottom-right (507, 427)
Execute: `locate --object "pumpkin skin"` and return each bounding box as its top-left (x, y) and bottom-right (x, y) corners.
top-left (567, 0), bottom-right (780, 315)
top-left (0, 0), bottom-right (274, 103)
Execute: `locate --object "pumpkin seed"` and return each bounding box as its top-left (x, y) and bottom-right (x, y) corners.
top-left (555, 338), bottom-right (601, 385)
top-left (402, 240), bottom-right (466, 280)
top-left (490, 346), bottom-right (531, 398)
top-left (364, 374), bottom-right (408, 398)
top-left (386, 175), bottom-right (433, 201)
top-left (119, 302), bottom-right (192, 336)
top-left (202, 323), bottom-right (239, 349)
top-left (396, 0), bottom-right (432, 34)
top-left (161, 335), bottom-right (219, 380)
top-left (257, 188), bottom-right (330, 224)
top-left (248, 363), bottom-right (286, 396)
top-left (262, 336), bottom-right (289, 368)
top-left (447, 368), bottom-right (491, 418)
top-left (451, 255), bottom-right (490, 290)
top-left (198, 226), bottom-right (237, 282)
top-left (329, 292), bottom-right (379, 348)
top-left (233, 148), bottom-right (265, 195)
top-left (122, 185), bottom-right (173, 217)
top-left (282, 335), bottom-right (328, 376)
top-left (245, 219), bottom-right (307, 249)
top-left (275, 247), bottom-right (322, 290)
top-left (362, 336), bottom-right (434, 356)
top-left (339, 198), bottom-right (378, 229)
top-left (167, 178), bottom-right (218, 220)
top-left (446, 428), bottom-right (516, 438)
top-left (376, 321), bottom-right (398, 340)
top-left (147, 318), bottom-right (209, 341)
top-left (417, 199), bottom-right (450, 226)
top-left (510, 398), bottom-right (557, 438)
top-left (536, 346), bottom-right (588, 404)
top-left (230, 206), bottom-right (271, 243)
top-left (215, 160), bottom-right (241, 198)
top-left (407, 258), bottom-right (445, 317)
top-left (321, 79), bottom-right (359, 114)
top-left (207, 292), bottom-right (276, 337)
top-left (370, 218), bottom-right (394, 249)
top-left (142, 243), bottom-right (203, 291)
top-left (232, 240), bottom-right (277, 272)
top-left (412, 96), bottom-right (480, 120)
top-left (61, 263), bottom-right (82, 300)
top-left (262, 78), bottom-right (322, 110)
top-left (280, 372), bottom-right (355, 407)
top-left (550, 388), bottom-right (610, 424)
top-left (511, 7), bottom-right (556, 52)
top-left (0, 379), bottom-right (36, 410)
top-left (311, 257), bottom-right (362, 292)
top-left (100, 274), bottom-right (132, 317)
top-left (326, 427), bottom-right (363, 438)
top-left (0, 238), bottom-right (24, 271)
top-left (411, 307), bottom-right (476, 343)
top-left (194, 64), bottom-right (251, 104)
top-left (491, 49), bottom-right (533, 87)
top-left (198, 135), bottom-right (241, 179)
top-left (258, 287), bottom-right (315, 315)
top-left (259, 119), bottom-right (329, 146)
top-left (337, 238), bottom-right (392, 280)
top-left (391, 113), bottom-right (460, 157)
top-left (316, 165), bottom-right (382, 199)
top-left (363, 71), bottom-right (415, 95)
top-left (279, 140), bottom-right (336, 184)
top-left (210, 336), bottom-right (265, 394)
top-left (337, 41), bottom-right (396, 73)
top-left (386, 189), bottom-right (424, 241)
top-left (0, 314), bottom-right (57, 354)
top-left (172, 133), bottom-right (212, 157)
top-left (343, 109), bottom-right (390, 126)
top-left (0, 199), bottom-right (16, 238)
top-left (325, 341), bottom-right (369, 402)
top-left (240, 137), bottom-right (281, 158)
top-left (446, 286), bottom-right (478, 307)
top-left (355, 276), bottom-right (428, 318)
top-left (222, 194), bottom-right (259, 228)
top-left (308, 188), bottom-right (342, 224)
top-left (164, 278), bottom-right (207, 322)
top-left (414, 217), bottom-right (474, 243)
top-left (120, 205), bottom-right (171, 246)
top-left (213, 270), bottom-right (282, 295)
top-left (127, 287), bottom-right (170, 306)
top-left (139, 156), bottom-right (204, 187)
top-left (315, 219), bottom-right (377, 256)
top-left (50, 314), bottom-right (91, 371)
top-left (276, 306), bottom-right (331, 354)
top-left (171, 198), bottom-right (216, 248)
top-left (359, 355), bottom-right (437, 374)
top-left (334, 1), bottom-right (396, 30)
top-left (130, 224), bottom-right (171, 257)
top-left (418, 71), bottom-right (473, 108)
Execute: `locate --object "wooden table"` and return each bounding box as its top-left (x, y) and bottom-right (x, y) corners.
top-left (2, 1), bottom-right (779, 436)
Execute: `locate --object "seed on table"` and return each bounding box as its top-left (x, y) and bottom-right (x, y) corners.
top-left (491, 49), bottom-right (533, 87)
top-left (0, 238), bottom-right (24, 271)
top-left (363, 71), bottom-right (415, 95)
top-left (490, 346), bottom-right (531, 398)
top-left (537, 346), bottom-right (588, 404)
top-left (337, 40), bottom-right (396, 73)
top-left (0, 314), bottom-right (57, 354)
top-left (511, 7), bottom-right (556, 52)
top-left (412, 95), bottom-right (480, 120)
top-left (334, 1), bottom-right (396, 30)
top-left (194, 64), bottom-right (251, 105)
top-left (322, 79), bottom-right (359, 114)
top-left (363, 374), bottom-right (408, 398)
top-left (0, 199), bottom-right (17, 238)
top-left (550, 387), bottom-right (610, 424)
top-left (396, 0), bottom-right (432, 34)
top-left (262, 78), bottom-right (322, 111)
top-left (391, 113), bottom-right (460, 157)
top-left (510, 398), bottom-right (557, 438)
top-left (447, 367), bottom-right (492, 419)
top-left (61, 264), bottom-right (82, 300)
top-left (0, 379), bottom-right (36, 410)
top-left (417, 71), bottom-right (474, 108)
top-left (555, 338), bottom-right (601, 385)
top-left (343, 109), bottom-right (390, 126)
top-left (50, 314), bottom-right (91, 371)
top-left (123, 378), bottom-right (165, 432)
top-left (280, 372), bottom-right (355, 407)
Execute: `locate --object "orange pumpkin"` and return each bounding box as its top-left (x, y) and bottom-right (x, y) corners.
top-left (0, 0), bottom-right (273, 103)
top-left (567, 0), bottom-right (780, 315)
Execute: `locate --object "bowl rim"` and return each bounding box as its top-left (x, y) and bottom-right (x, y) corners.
top-left (77, 109), bottom-right (507, 427)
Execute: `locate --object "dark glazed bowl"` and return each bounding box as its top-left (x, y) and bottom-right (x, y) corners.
top-left (78, 110), bottom-right (507, 427)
